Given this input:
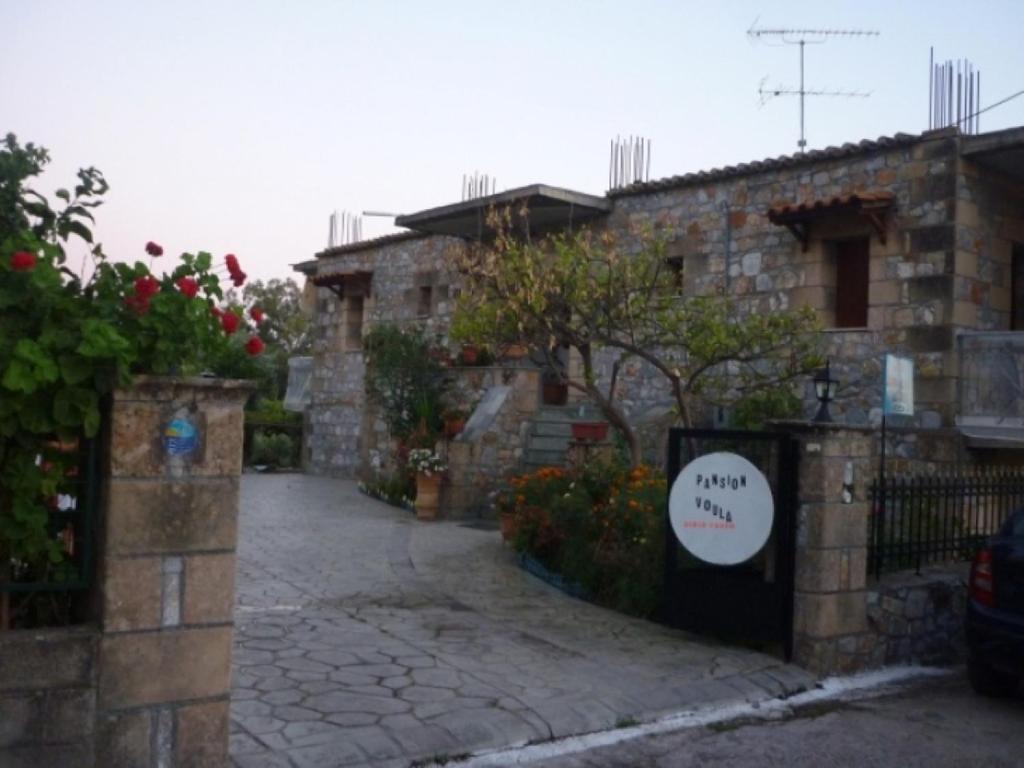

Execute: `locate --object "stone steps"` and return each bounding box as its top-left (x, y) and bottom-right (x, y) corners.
top-left (521, 405), bottom-right (589, 469)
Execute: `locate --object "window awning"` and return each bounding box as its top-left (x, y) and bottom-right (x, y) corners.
top-left (767, 191), bottom-right (894, 252)
top-left (312, 270), bottom-right (373, 298)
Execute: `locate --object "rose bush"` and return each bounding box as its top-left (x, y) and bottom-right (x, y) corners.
top-left (0, 133), bottom-right (266, 589)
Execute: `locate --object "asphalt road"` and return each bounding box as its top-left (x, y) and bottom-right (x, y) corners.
top-left (504, 670), bottom-right (1024, 768)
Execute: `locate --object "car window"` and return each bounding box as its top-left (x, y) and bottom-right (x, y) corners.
top-left (1001, 509), bottom-right (1024, 537)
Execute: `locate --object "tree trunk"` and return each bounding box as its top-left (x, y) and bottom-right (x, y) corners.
top-left (572, 344), bottom-right (642, 467)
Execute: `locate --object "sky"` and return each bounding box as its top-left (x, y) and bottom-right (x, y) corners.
top-left (3, 0), bottom-right (1024, 283)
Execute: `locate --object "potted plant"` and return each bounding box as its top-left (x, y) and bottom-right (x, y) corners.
top-left (460, 344), bottom-right (480, 365)
top-left (442, 408), bottom-right (469, 439)
top-left (408, 448), bottom-right (447, 521)
top-left (541, 369), bottom-right (569, 406)
top-left (502, 342), bottom-right (529, 360)
top-left (571, 421), bottom-right (609, 442)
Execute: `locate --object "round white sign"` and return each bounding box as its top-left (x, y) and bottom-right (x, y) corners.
top-left (668, 452), bottom-right (774, 566)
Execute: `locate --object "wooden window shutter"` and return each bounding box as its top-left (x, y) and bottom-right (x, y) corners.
top-left (835, 239), bottom-right (869, 328)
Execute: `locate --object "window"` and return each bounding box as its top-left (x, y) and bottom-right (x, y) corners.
top-left (417, 285), bottom-right (433, 317)
top-left (833, 238), bottom-right (869, 328)
top-left (346, 295), bottom-right (364, 349)
top-left (1011, 244), bottom-right (1024, 331)
top-left (665, 256), bottom-right (684, 296)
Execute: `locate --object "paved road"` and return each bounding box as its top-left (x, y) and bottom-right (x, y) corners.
top-left (520, 671), bottom-right (1024, 767)
top-left (230, 474), bottom-right (813, 768)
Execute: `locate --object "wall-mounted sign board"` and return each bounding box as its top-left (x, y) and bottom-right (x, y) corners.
top-left (668, 452), bottom-right (774, 566)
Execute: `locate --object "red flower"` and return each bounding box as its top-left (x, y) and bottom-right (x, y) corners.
top-left (176, 277), bottom-right (199, 298)
top-left (224, 253), bottom-right (246, 287)
top-left (124, 294), bottom-right (151, 315)
top-left (245, 336), bottom-right (265, 356)
top-left (134, 275), bottom-right (161, 298)
top-left (220, 311), bottom-right (240, 335)
top-left (145, 241), bottom-right (164, 257)
top-left (10, 251), bottom-right (37, 271)
top-left (249, 307), bottom-right (265, 323)
top-left (210, 304), bottom-right (223, 318)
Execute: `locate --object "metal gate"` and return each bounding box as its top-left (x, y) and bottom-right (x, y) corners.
top-left (662, 428), bottom-right (798, 660)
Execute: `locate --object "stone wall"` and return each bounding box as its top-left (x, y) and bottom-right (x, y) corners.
top-left (94, 376), bottom-right (250, 768)
top-left (0, 628), bottom-right (97, 767)
top-left (306, 233), bottom-right (461, 477)
top-left (0, 377), bottom-right (251, 768)
top-left (786, 422), bottom-right (975, 675)
top-left (601, 130), bottom-right (963, 429)
top-left (442, 366), bottom-right (541, 517)
top-left (866, 564), bottom-right (969, 666)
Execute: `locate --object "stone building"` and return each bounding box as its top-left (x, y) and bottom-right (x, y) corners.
top-left (295, 125), bottom-right (1024, 502)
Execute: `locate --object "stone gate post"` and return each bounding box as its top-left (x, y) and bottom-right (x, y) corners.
top-left (95, 376), bottom-right (252, 768)
top-left (783, 423), bottom-right (878, 674)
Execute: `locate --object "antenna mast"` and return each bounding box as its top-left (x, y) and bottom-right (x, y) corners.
top-left (748, 24), bottom-right (879, 153)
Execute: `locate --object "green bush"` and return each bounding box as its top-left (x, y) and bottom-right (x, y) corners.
top-left (499, 463), bottom-right (666, 617)
top-left (251, 432), bottom-right (294, 468)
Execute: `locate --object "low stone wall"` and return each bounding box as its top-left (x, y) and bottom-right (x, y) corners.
top-left (867, 564), bottom-right (969, 666)
top-left (0, 376), bottom-right (250, 768)
top-left (444, 366), bottom-right (540, 518)
top-left (0, 627), bottom-right (97, 767)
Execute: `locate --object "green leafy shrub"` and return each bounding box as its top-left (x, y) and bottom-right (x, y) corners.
top-left (251, 432), bottom-right (295, 468)
top-left (498, 463), bottom-right (666, 617)
top-left (363, 323), bottom-right (447, 442)
top-left (0, 134), bottom-right (265, 588)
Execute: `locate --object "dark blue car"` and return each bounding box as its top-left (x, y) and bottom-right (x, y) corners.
top-left (966, 508), bottom-right (1024, 696)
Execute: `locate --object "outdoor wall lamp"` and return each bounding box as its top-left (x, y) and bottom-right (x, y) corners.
top-left (813, 359), bottom-right (839, 423)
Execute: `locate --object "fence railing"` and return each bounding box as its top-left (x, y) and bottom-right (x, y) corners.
top-left (869, 468), bottom-right (1024, 576)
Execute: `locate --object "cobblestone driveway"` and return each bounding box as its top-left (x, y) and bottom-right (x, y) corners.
top-left (230, 475), bottom-right (813, 768)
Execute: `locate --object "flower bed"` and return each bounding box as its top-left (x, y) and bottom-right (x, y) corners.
top-left (497, 464), bottom-right (666, 618)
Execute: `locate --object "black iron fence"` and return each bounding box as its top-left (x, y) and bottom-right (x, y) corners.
top-left (1, 438), bottom-right (99, 628)
top-left (869, 468), bottom-right (1024, 576)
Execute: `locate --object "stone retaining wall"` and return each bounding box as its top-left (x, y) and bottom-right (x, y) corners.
top-left (0, 377), bottom-right (250, 768)
top-left (866, 564), bottom-right (969, 666)
top-left (0, 627), bottom-right (97, 767)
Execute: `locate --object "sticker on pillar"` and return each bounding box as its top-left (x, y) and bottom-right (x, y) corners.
top-left (163, 416), bottom-right (199, 456)
top-left (668, 452), bottom-right (774, 566)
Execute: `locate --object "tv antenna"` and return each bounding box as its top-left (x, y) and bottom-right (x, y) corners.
top-left (748, 23), bottom-right (879, 153)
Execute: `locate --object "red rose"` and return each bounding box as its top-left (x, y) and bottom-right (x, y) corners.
top-left (134, 275), bottom-right (160, 298)
top-left (249, 307), bottom-right (265, 323)
top-left (220, 311), bottom-right (240, 335)
top-left (145, 241), bottom-right (164, 257)
top-left (176, 277), bottom-right (199, 298)
top-left (231, 270), bottom-right (247, 288)
top-left (124, 294), bottom-right (151, 315)
top-left (225, 254), bottom-right (240, 274)
top-left (210, 305), bottom-right (223, 318)
top-left (10, 251), bottom-right (37, 271)
top-left (245, 336), bottom-right (265, 356)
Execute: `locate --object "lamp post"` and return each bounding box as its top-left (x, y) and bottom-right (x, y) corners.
top-left (813, 359), bottom-right (839, 423)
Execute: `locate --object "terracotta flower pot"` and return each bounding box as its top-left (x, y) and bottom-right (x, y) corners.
top-left (503, 343), bottom-right (528, 360)
top-left (461, 345), bottom-right (479, 365)
top-left (444, 417), bottom-right (466, 439)
top-left (499, 511), bottom-right (518, 543)
top-left (542, 382), bottom-right (568, 405)
top-left (571, 421), bottom-right (609, 442)
top-left (415, 472), bottom-right (442, 520)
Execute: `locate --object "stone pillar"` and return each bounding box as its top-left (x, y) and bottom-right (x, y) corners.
top-left (786, 424), bottom-right (877, 674)
top-left (95, 376), bottom-right (252, 768)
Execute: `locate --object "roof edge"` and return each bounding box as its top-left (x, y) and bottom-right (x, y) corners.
top-left (608, 132), bottom-right (924, 199)
top-left (313, 230), bottom-right (429, 260)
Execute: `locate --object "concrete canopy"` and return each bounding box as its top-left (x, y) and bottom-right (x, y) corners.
top-left (962, 126), bottom-right (1024, 182)
top-left (395, 183), bottom-right (611, 239)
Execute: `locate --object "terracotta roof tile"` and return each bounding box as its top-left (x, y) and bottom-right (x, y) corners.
top-left (768, 191), bottom-right (895, 219)
top-left (608, 133), bottom-right (919, 198)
